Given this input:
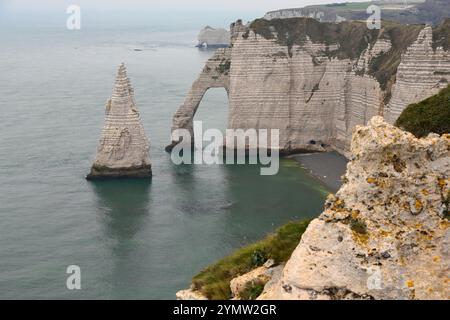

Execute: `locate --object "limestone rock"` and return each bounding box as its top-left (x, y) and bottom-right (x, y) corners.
top-left (259, 117), bottom-right (450, 300)
top-left (166, 48), bottom-right (231, 150)
top-left (384, 26), bottom-right (450, 123)
top-left (176, 288), bottom-right (208, 300)
top-left (175, 259), bottom-right (283, 300)
top-left (168, 19), bottom-right (450, 156)
top-left (197, 26), bottom-right (230, 48)
top-left (230, 260), bottom-right (283, 300)
top-left (87, 64), bottom-right (152, 179)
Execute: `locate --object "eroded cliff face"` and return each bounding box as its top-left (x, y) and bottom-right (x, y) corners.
top-left (197, 26), bottom-right (230, 47)
top-left (87, 64), bottom-right (152, 179)
top-left (168, 48), bottom-right (231, 148)
top-left (169, 18), bottom-right (450, 156)
top-left (385, 25), bottom-right (450, 123)
top-left (259, 117), bottom-right (450, 300)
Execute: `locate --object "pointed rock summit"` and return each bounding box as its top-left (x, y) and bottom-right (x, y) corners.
top-left (87, 63), bottom-right (152, 180)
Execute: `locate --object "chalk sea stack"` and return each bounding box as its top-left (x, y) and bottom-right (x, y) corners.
top-left (87, 63), bottom-right (152, 180)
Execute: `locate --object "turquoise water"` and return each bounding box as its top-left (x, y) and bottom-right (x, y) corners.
top-left (0, 11), bottom-right (329, 299)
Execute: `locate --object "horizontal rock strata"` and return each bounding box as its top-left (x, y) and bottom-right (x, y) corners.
top-left (168, 18), bottom-right (450, 156)
top-left (384, 26), bottom-right (450, 123)
top-left (87, 64), bottom-right (152, 180)
top-left (167, 48), bottom-right (231, 151)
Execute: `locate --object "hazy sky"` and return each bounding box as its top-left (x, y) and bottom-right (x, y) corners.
top-left (2, 0), bottom-right (370, 13)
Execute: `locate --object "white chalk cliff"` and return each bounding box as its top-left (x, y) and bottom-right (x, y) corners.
top-left (167, 48), bottom-right (231, 147)
top-left (259, 117), bottom-right (450, 300)
top-left (87, 64), bottom-right (152, 179)
top-left (197, 26), bottom-right (230, 47)
top-left (169, 18), bottom-right (450, 156)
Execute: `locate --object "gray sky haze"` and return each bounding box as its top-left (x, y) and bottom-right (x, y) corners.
top-left (2, 0), bottom-right (370, 13)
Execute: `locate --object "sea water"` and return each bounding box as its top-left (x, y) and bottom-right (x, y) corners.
top-left (0, 10), bottom-right (329, 299)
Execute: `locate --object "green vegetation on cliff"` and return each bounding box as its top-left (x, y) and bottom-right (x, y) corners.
top-left (368, 21), bottom-right (424, 93)
top-left (323, 2), bottom-right (371, 10)
top-left (396, 84), bottom-right (450, 138)
top-left (239, 279), bottom-right (267, 300)
top-left (444, 190), bottom-right (450, 220)
top-left (215, 59), bottom-right (231, 75)
top-left (192, 219), bottom-right (311, 300)
top-left (433, 18), bottom-right (450, 51)
top-left (248, 17), bottom-right (428, 100)
top-left (286, 0), bottom-right (450, 26)
top-left (249, 18), bottom-right (380, 59)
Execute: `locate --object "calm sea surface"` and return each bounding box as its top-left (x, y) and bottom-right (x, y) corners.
top-left (0, 11), bottom-right (329, 299)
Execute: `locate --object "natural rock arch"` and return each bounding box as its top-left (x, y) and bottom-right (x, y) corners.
top-left (168, 20), bottom-right (450, 155)
top-left (166, 48), bottom-right (231, 150)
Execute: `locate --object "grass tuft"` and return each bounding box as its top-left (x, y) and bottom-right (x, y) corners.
top-left (443, 190), bottom-right (450, 220)
top-left (239, 279), bottom-right (267, 300)
top-left (350, 218), bottom-right (368, 235)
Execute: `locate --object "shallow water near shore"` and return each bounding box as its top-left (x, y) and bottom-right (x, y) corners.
top-left (0, 12), bottom-right (331, 299)
top-left (292, 152), bottom-right (349, 192)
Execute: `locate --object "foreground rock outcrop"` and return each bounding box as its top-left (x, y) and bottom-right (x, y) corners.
top-left (259, 117), bottom-right (450, 300)
top-left (169, 18), bottom-right (450, 155)
top-left (230, 260), bottom-right (284, 300)
top-left (87, 64), bottom-right (152, 179)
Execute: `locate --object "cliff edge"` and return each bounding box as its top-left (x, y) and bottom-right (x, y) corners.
top-left (259, 116), bottom-right (449, 300)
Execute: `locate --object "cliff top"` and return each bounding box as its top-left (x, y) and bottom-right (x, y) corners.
top-left (265, 0), bottom-right (449, 25)
top-left (246, 17), bottom-right (450, 93)
top-left (259, 116), bottom-right (450, 300)
top-left (248, 17), bottom-right (424, 59)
